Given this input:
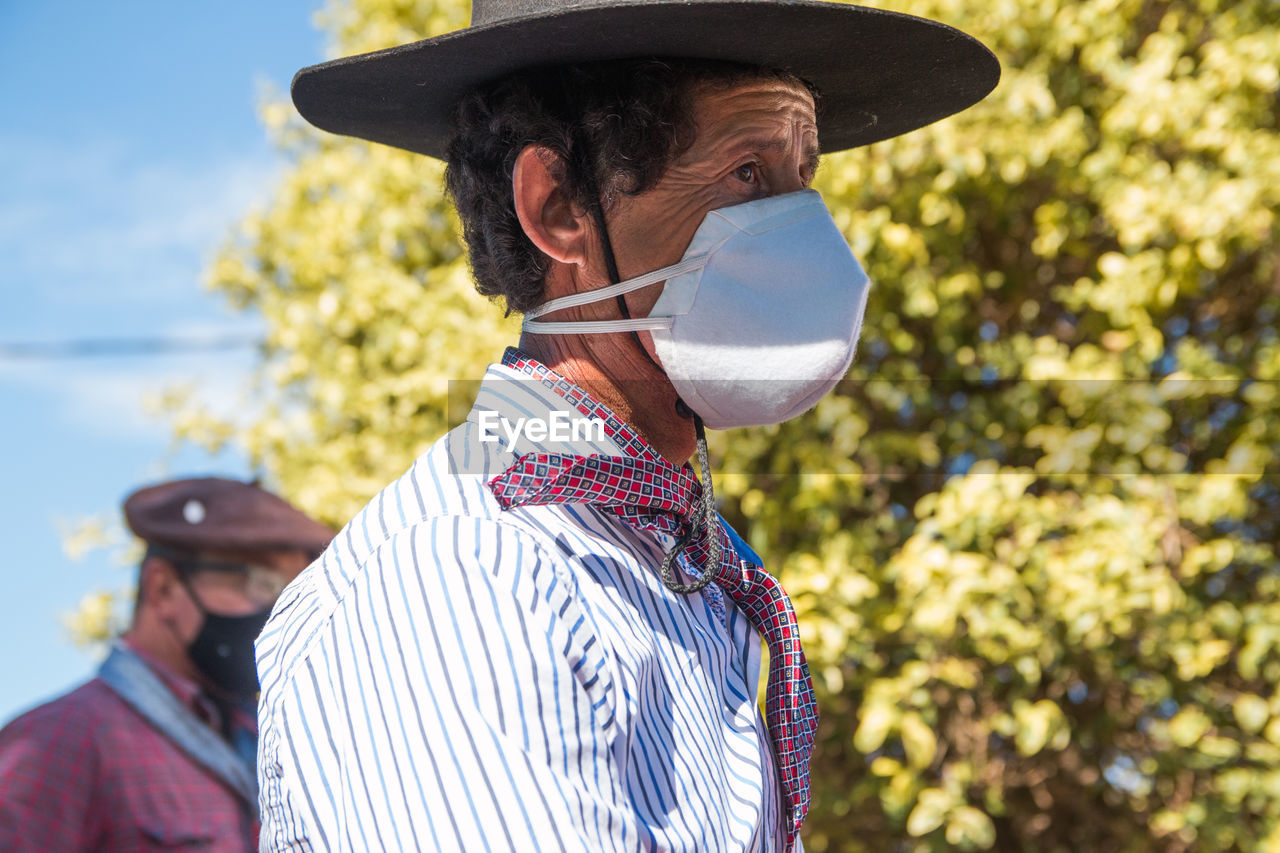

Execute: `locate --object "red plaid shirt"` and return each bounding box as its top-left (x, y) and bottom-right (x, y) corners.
top-left (0, 645), bottom-right (257, 852)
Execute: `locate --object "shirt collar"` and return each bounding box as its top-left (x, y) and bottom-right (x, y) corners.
top-left (466, 348), bottom-right (664, 465)
top-left (122, 637), bottom-right (225, 730)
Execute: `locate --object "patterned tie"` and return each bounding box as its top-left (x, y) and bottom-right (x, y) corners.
top-left (489, 451), bottom-right (818, 847)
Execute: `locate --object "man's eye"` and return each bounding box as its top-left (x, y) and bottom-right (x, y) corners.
top-left (733, 163), bottom-right (758, 183)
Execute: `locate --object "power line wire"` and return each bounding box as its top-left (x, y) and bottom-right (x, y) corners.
top-left (0, 333), bottom-right (263, 361)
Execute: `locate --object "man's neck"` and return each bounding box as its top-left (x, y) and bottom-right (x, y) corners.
top-left (120, 624), bottom-right (205, 688)
top-left (517, 332), bottom-right (696, 464)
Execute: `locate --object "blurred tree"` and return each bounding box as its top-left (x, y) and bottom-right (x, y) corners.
top-left (115, 0), bottom-right (1280, 848)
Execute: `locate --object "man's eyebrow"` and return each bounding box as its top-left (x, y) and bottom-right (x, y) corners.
top-left (730, 135), bottom-right (822, 176)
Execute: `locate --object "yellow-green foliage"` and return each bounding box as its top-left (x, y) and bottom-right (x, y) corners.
top-left (177, 0), bottom-right (1279, 848)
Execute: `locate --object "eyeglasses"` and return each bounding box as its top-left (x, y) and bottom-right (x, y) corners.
top-left (174, 558), bottom-right (289, 610)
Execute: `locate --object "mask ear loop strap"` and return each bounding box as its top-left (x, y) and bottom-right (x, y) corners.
top-left (594, 200), bottom-right (669, 375)
top-left (522, 255), bottom-right (705, 320)
top-left (171, 567), bottom-right (214, 618)
top-left (572, 133), bottom-right (669, 373)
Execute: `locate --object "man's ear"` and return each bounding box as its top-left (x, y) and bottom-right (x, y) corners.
top-left (512, 145), bottom-right (590, 267)
top-left (138, 556), bottom-right (184, 618)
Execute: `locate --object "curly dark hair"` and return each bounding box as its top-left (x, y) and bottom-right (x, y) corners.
top-left (444, 59), bottom-right (815, 315)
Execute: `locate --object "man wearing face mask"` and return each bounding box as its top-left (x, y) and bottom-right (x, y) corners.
top-left (257, 2), bottom-right (1000, 850)
top-left (0, 477), bottom-right (332, 852)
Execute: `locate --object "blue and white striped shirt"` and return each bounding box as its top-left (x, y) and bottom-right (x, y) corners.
top-left (256, 353), bottom-right (788, 851)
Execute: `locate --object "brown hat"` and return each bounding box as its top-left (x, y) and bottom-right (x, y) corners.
top-left (123, 477), bottom-right (334, 557)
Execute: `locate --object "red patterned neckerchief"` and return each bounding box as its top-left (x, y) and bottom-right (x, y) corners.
top-left (488, 351), bottom-right (817, 846)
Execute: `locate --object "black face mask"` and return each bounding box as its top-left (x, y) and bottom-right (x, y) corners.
top-left (186, 603), bottom-right (272, 700)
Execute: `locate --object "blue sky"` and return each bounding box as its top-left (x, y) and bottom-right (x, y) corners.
top-left (0, 1), bottom-right (327, 723)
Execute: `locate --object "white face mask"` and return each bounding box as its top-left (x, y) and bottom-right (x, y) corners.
top-left (522, 189), bottom-right (871, 429)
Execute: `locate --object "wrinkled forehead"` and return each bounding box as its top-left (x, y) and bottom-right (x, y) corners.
top-left (685, 69), bottom-right (819, 128)
top-left (689, 71), bottom-right (817, 107)
top-left (681, 78), bottom-right (821, 167)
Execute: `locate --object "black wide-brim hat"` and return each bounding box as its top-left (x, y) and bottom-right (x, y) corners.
top-left (292, 0), bottom-right (1000, 160)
